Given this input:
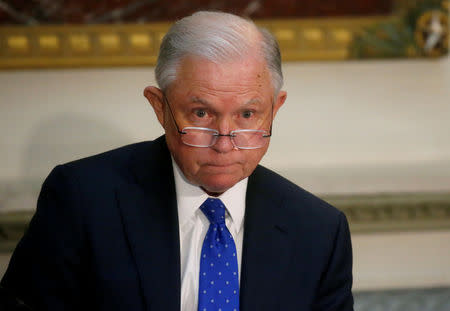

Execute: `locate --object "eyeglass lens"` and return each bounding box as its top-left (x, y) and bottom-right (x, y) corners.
top-left (181, 128), bottom-right (268, 149)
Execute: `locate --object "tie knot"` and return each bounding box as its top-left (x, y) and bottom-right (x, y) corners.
top-left (200, 198), bottom-right (226, 224)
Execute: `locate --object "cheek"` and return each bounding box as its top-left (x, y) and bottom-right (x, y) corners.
top-left (167, 138), bottom-right (205, 176)
top-left (242, 147), bottom-right (268, 172)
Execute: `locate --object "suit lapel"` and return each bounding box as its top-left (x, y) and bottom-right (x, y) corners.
top-left (117, 137), bottom-right (181, 311)
top-left (240, 166), bottom-right (292, 311)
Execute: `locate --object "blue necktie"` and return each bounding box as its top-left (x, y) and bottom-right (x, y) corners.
top-left (198, 198), bottom-right (240, 311)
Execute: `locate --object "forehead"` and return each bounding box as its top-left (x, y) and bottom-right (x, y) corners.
top-left (168, 55), bottom-right (273, 104)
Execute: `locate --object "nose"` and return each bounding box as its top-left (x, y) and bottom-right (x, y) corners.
top-left (210, 119), bottom-right (236, 153)
top-left (211, 134), bottom-right (236, 153)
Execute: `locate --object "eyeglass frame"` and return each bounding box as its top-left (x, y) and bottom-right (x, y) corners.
top-left (162, 94), bottom-right (274, 150)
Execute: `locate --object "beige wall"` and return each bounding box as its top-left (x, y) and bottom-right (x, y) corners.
top-left (1, 56), bottom-right (450, 289)
top-left (1, 58), bottom-right (449, 193)
top-left (353, 231), bottom-right (450, 290)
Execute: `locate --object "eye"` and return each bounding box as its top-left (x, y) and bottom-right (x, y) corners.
top-left (242, 110), bottom-right (253, 118)
top-left (194, 109), bottom-right (207, 118)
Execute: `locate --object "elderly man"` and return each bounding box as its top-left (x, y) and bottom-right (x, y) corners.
top-left (1, 11), bottom-right (353, 311)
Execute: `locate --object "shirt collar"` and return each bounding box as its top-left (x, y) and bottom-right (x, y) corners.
top-left (172, 157), bottom-right (247, 235)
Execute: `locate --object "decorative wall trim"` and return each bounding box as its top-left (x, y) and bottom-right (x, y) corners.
top-left (0, 0), bottom-right (450, 69)
top-left (0, 1), bottom-right (448, 69)
top-left (0, 17), bottom-right (389, 69)
top-left (354, 287), bottom-right (450, 311)
top-left (325, 192), bottom-right (450, 233)
top-left (0, 23), bottom-right (169, 69)
top-left (1, 192), bottom-right (449, 252)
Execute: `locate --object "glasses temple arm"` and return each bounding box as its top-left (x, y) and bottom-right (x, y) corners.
top-left (263, 102), bottom-right (274, 138)
top-left (163, 94), bottom-right (186, 134)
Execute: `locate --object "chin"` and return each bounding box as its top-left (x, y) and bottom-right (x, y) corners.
top-left (200, 175), bottom-right (242, 195)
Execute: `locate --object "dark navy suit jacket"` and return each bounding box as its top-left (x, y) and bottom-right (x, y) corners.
top-left (1, 136), bottom-right (353, 310)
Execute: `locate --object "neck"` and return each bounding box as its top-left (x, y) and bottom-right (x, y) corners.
top-left (201, 187), bottom-right (224, 197)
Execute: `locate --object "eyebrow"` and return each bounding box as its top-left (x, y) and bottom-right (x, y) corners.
top-left (190, 96), bottom-right (211, 105)
top-left (190, 96), bottom-right (262, 107)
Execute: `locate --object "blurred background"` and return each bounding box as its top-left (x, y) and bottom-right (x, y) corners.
top-left (0, 0), bottom-right (449, 310)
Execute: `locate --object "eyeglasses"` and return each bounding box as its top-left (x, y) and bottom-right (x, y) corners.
top-left (163, 95), bottom-right (273, 150)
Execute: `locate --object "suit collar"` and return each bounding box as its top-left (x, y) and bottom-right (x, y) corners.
top-left (118, 136), bottom-right (181, 311)
top-left (129, 135), bottom-right (171, 191)
top-left (240, 165), bottom-right (291, 311)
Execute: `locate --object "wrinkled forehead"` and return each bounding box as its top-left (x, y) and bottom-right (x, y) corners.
top-left (167, 54), bottom-right (274, 98)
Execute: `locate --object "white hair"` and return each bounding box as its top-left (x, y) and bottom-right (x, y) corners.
top-left (155, 11), bottom-right (283, 95)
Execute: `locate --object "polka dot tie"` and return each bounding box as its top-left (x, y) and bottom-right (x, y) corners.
top-left (198, 198), bottom-right (240, 311)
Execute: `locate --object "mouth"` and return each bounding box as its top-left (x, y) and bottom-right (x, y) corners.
top-left (205, 164), bottom-right (234, 168)
top-left (203, 163), bottom-right (239, 170)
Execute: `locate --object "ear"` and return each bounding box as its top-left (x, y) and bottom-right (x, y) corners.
top-left (272, 90), bottom-right (287, 118)
top-left (143, 86), bottom-right (165, 128)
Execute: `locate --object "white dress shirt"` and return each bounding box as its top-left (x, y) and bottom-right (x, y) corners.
top-left (172, 158), bottom-right (247, 311)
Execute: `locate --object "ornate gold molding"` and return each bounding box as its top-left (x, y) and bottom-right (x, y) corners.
top-left (0, 17), bottom-right (389, 69)
top-left (325, 192), bottom-right (450, 233)
top-left (1, 1), bottom-right (448, 69)
top-left (1, 192), bottom-right (449, 252)
top-left (0, 23), bottom-right (170, 69)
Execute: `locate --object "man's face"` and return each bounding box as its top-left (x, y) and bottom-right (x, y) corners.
top-left (146, 55), bottom-right (286, 195)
